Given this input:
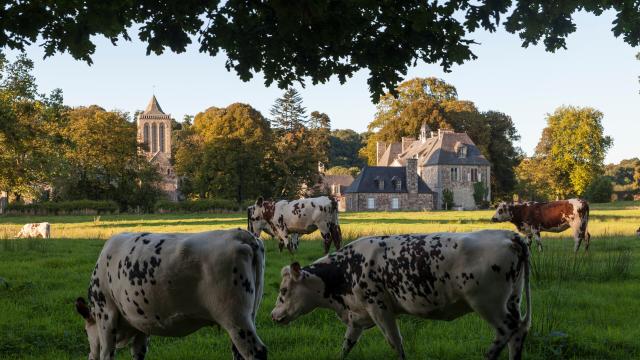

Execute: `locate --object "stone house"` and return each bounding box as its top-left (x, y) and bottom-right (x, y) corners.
top-left (136, 96), bottom-right (179, 201)
top-left (319, 174), bottom-right (354, 212)
top-left (375, 124), bottom-right (491, 210)
top-left (344, 158), bottom-right (434, 211)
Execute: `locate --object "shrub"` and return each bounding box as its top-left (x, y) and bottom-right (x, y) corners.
top-left (442, 189), bottom-right (454, 210)
top-left (584, 176), bottom-right (613, 203)
top-left (473, 182), bottom-right (489, 208)
top-left (4, 200), bottom-right (119, 215)
top-left (155, 199), bottom-right (240, 213)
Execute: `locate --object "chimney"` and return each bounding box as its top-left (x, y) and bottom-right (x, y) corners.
top-left (376, 141), bottom-right (387, 165)
top-left (406, 157), bottom-right (418, 194)
top-left (401, 137), bottom-right (416, 152)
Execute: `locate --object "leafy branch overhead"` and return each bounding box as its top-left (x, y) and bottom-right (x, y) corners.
top-left (1, 1), bottom-right (638, 101)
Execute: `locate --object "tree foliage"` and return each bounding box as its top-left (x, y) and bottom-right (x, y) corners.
top-left (517, 106), bottom-right (612, 199)
top-left (58, 106), bottom-right (162, 211)
top-left (174, 103), bottom-right (274, 203)
top-left (328, 129), bottom-right (366, 168)
top-left (270, 88), bottom-right (307, 133)
top-left (361, 77), bottom-right (521, 199)
top-left (584, 175), bottom-right (613, 203)
top-left (2, 1), bottom-right (639, 101)
top-left (0, 53), bottom-right (66, 199)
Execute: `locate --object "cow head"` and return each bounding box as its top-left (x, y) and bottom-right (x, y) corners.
top-left (247, 197), bottom-right (271, 237)
top-left (637, 227), bottom-right (640, 238)
top-left (491, 202), bottom-right (513, 222)
top-left (271, 262), bottom-right (323, 325)
top-left (75, 297), bottom-right (99, 359)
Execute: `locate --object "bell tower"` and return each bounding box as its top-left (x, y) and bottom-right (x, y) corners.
top-left (136, 95), bottom-right (178, 201)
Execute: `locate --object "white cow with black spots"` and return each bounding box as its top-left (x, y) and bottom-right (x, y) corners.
top-left (247, 196), bottom-right (342, 254)
top-left (16, 222), bottom-right (50, 238)
top-left (75, 229), bottom-right (267, 360)
top-left (271, 230), bottom-right (531, 360)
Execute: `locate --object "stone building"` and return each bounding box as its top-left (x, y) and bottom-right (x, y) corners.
top-left (375, 124), bottom-right (491, 210)
top-left (136, 96), bottom-right (179, 201)
top-left (344, 158), bottom-right (434, 211)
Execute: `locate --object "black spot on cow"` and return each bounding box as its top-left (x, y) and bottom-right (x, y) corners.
top-left (491, 264), bottom-right (501, 273)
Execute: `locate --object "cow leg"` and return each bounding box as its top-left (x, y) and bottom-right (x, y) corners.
top-left (329, 222), bottom-right (342, 251)
top-left (130, 332), bottom-right (150, 360)
top-left (533, 231), bottom-right (543, 252)
top-left (97, 310), bottom-right (118, 360)
top-left (317, 223), bottom-right (333, 254)
top-left (341, 325), bottom-right (364, 358)
top-left (469, 295), bottom-right (524, 360)
top-left (225, 318), bottom-right (267, 360)
top-left (368, 308), bottom-right (405, 360)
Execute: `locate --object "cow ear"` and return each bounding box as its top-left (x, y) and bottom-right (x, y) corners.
top-left (290, 262), bottom-right (302, 280)
top-left (75, 297), bottom-right (93, 322)
top-left (256, 197), bottom-right (263, 207)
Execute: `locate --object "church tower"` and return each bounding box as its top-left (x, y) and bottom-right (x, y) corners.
top-left (137, 96), bottom-right (178, 201)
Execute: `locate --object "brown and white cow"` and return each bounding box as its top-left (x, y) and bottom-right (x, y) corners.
top-left (271, 230), bottom-right (531, 360)
top-left (247, 196), bottom-right (342, 254)
top-left (16, 222), bottom-right (50, 239)
top-left (491, 199), bottom-right (590, 252)
top-left (75, 229), bottom-right (267, 360)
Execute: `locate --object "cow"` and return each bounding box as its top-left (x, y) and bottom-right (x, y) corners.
top-left (271, 230), bottom-right (531, 360)
top-left (15, 222), bottom-right (50, 239)
top-left (636, 227), bottom-right (640, 238)
top-left (74, 229), bottom-right (267, 360)
top-left (491, 199), bottom-right (591, 252)
top-left (247, 196), bottom-right (342, 254)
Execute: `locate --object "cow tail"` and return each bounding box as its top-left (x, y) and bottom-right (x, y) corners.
top-left (515, 233), bottom-right (532, 331)
top-left (251, 235), bottom-right (266, 322)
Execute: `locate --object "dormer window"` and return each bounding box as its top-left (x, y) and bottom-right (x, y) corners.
top-left (456, 144), bottom-right (467, 158)
top-left (391, 176), bottom-right (402, 191)
top-left (374, 176), bottom-right (384, 190)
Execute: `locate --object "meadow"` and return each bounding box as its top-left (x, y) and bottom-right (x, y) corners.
top-left (1, 202), bottom-right (639, 359)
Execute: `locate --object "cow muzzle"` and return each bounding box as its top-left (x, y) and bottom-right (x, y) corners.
top-left (491, 217), bottom-right (499, 223)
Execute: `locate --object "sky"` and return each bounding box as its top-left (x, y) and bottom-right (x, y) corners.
top-left (6, 10), bottom-right (639, 164)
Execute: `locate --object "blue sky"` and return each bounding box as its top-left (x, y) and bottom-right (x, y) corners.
top-left (7, 10), bottom-right (639, 164)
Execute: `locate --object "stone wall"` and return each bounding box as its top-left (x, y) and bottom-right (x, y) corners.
top-left (421, 165), bottom-right (490, 210)
top-left (345, 192), bottom-right (433, 211)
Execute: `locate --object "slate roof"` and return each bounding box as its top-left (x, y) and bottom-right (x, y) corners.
top-left (321, 174), bottom-right (354, 187)
top-left (140, 96), bottom-right (170, 118)
top-left (378, 142), bottom-right (402, 166)
top-left (393, 131), bottom-right (490, 166)
top-left (345, 166), bottom-right (433, 194)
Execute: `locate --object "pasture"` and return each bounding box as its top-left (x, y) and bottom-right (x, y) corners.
top-left (1, 202), bottom-right (639, 359)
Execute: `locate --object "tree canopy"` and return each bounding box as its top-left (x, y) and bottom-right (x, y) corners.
top-left (516, 106), bottom-right (612, 199)
top-left (2, 1), bottom-right (638, 101)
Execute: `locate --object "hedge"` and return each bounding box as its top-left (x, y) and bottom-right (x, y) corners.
top-left (155, 199), bottom-right (241, 213)
top-left (4, 200), bottom-right (119, 215)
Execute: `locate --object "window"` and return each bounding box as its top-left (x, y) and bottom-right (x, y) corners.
top-left (159, 123), bottom-right (165, 152)
top-left (450, 167), bottom-right (459, 182)
top-left (143, 123), bottom-right (150, 148)
top-left (470, 168), bottom-right (478, 182)
top-left (391, 197), bottom-right (400, 209)
top-left (367, 197), bottom-right (375, 209)
top-left (151, 123), bottom-right (158, 153)
top-left (374, 177), bottom-right (384, 190)
top-left (391, 176), bottom-right (401, 191)
top-left (457, 145), bottom-right (467, 158)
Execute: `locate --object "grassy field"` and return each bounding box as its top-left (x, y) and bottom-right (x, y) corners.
top-left (1, 202), bottom-right (639, 359)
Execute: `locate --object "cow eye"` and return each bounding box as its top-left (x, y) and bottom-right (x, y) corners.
top-left (280, 288), bottom-right (287, 296)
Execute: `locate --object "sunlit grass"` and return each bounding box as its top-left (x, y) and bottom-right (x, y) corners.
top-left (0, 203), bottom-right (639, 359)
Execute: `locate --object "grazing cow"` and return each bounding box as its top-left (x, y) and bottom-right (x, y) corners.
top-left (491, 199), bottom-right (591, 252)
top-left (74, 229), bottom-right (267, 360)
top-left (15, 222), bottom-right (50, 239)
top-left (247, 196), bottom-right (342, 254)
top-left (271, 230), bottom-right (531, 360)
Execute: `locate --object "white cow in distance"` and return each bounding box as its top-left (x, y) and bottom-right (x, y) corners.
top-left (16, 222), bottom-right (51, 239)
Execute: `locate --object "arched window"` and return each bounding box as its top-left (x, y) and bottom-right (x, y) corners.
top-left (143, 123), bottom-right (150, 149)
top-left (152, 123), bottom-right (158, 153)
top-left (159, 123), bottom-right (165, 152)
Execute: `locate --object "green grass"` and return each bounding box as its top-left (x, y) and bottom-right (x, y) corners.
top-left (1, 203), bottom-right (639, 359)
